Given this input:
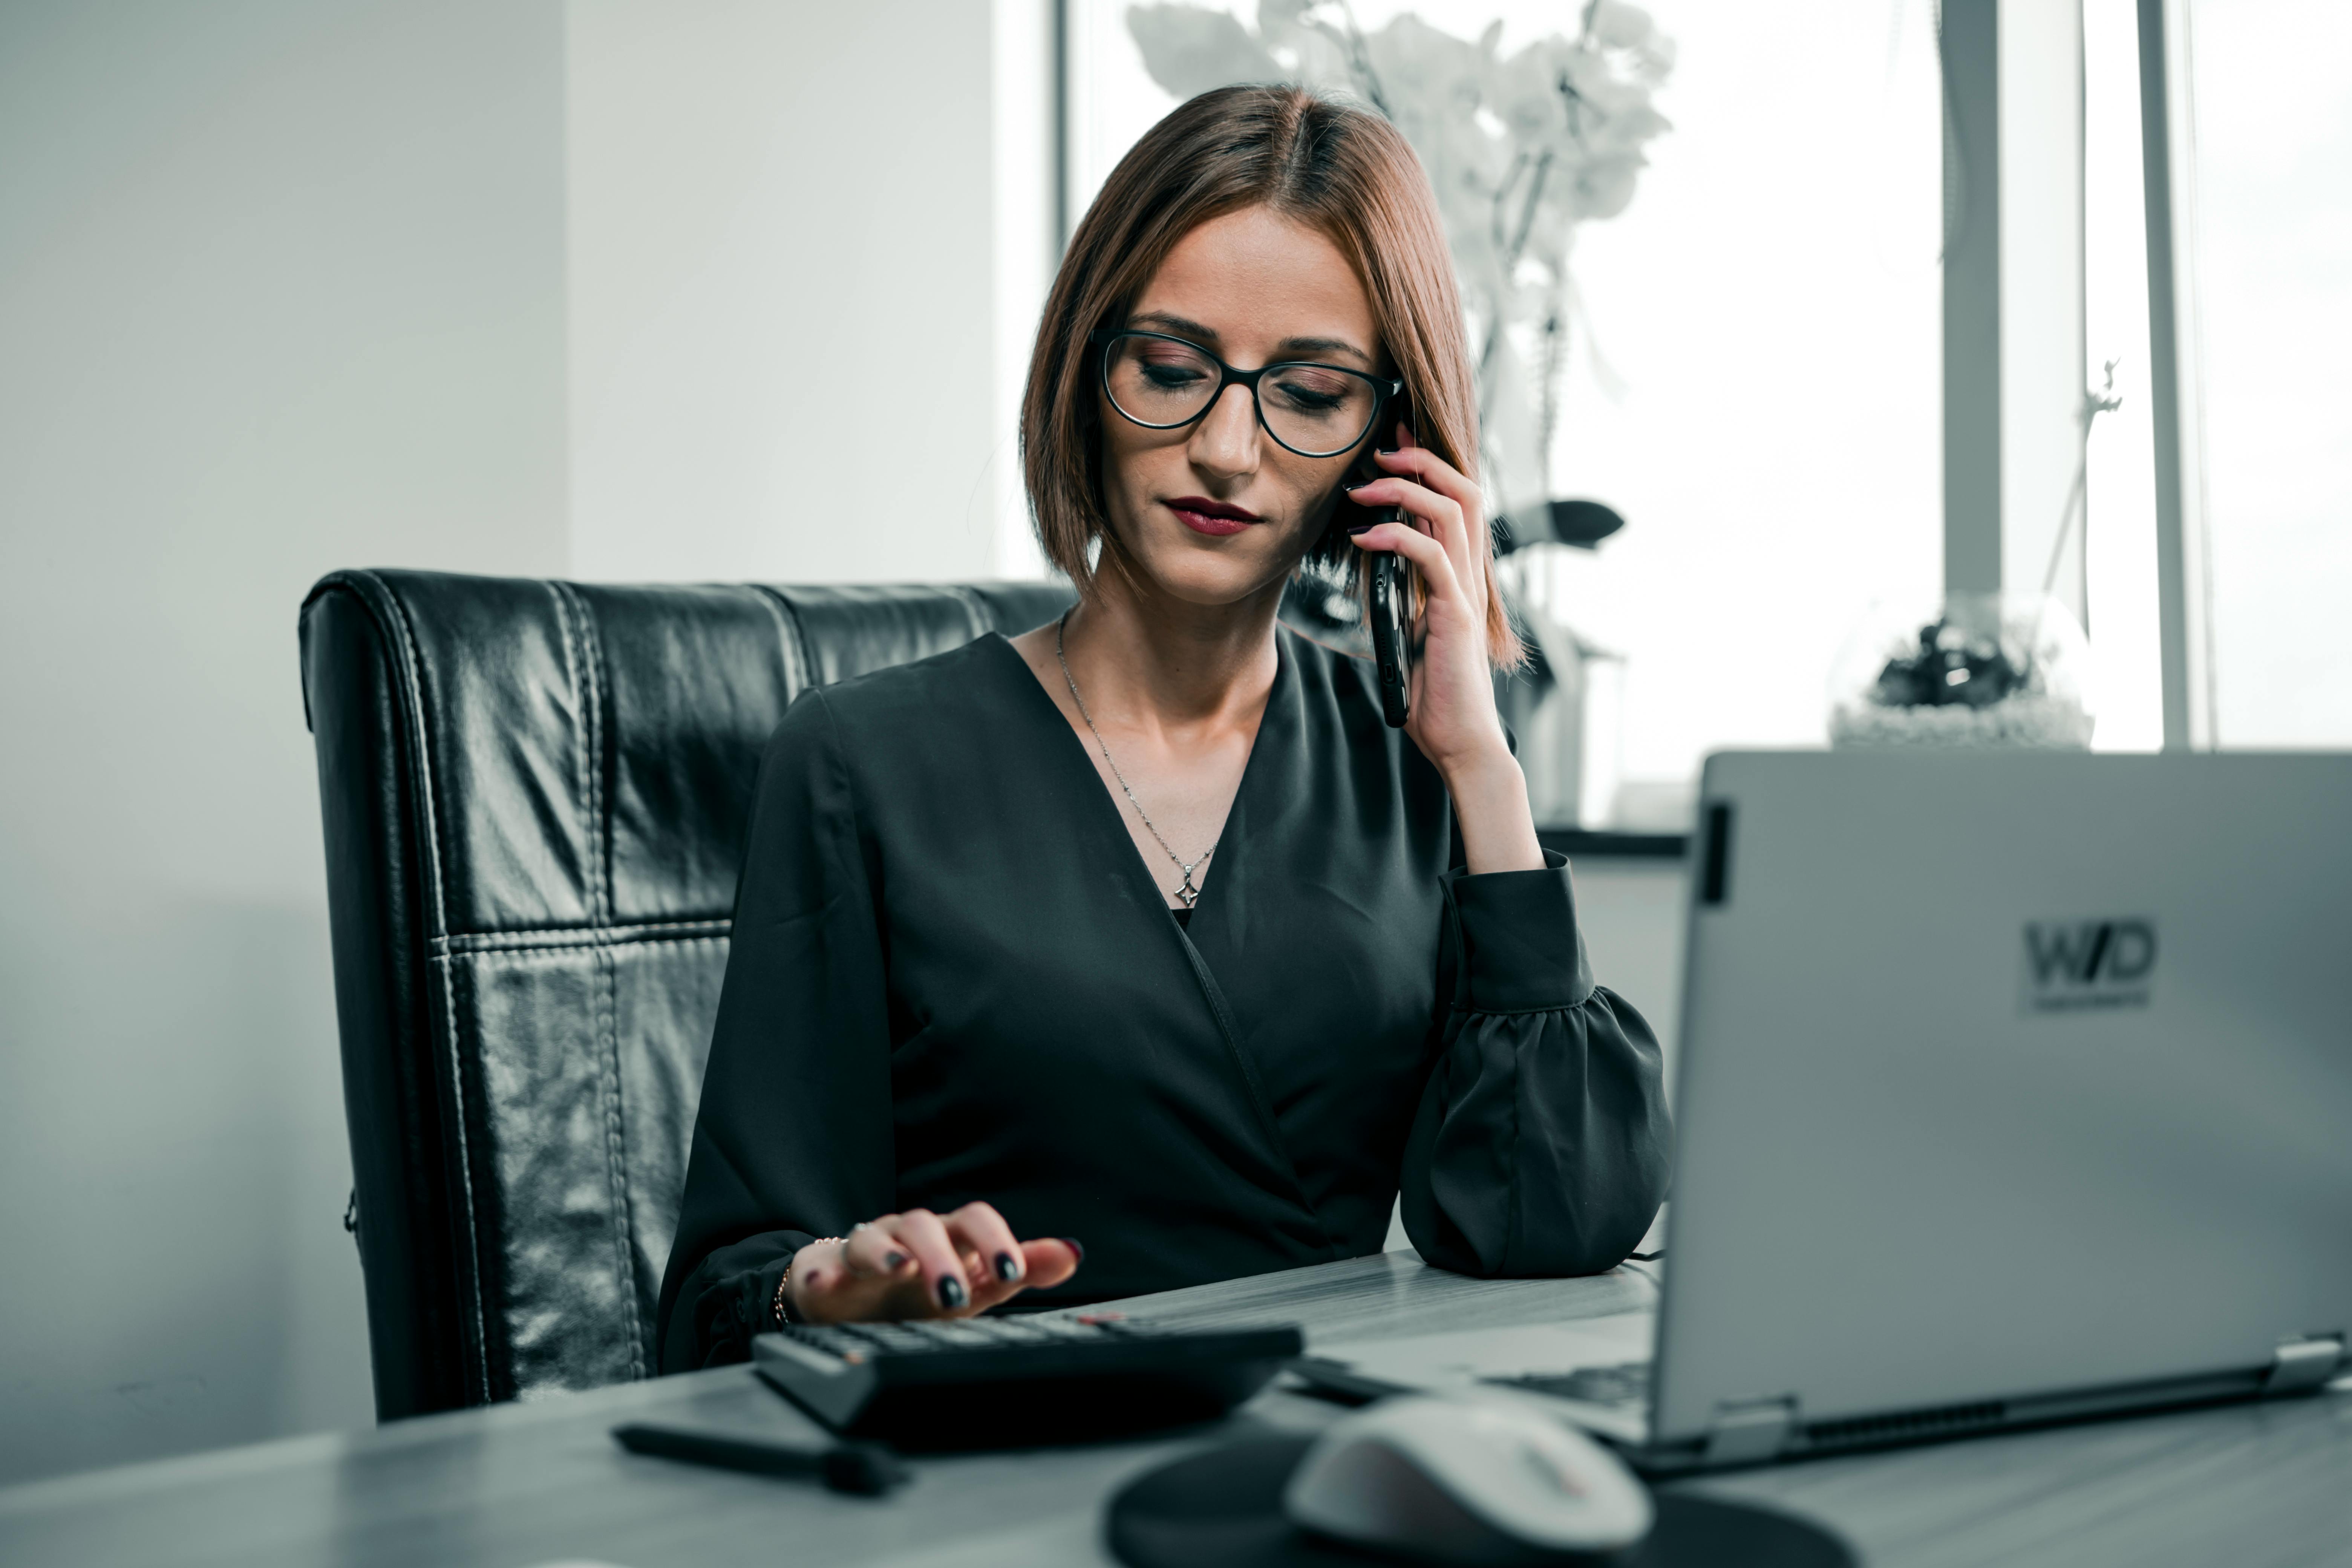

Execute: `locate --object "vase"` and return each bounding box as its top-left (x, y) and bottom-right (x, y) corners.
top-left (1828, 591), bottom-right (2095, 749)
top-left (1494, 552), bottom-right (1625, 826)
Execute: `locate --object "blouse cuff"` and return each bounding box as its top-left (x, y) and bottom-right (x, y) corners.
top-left (668, 1231), bottom-right (810, 1371)
top-left (1442, 850), bottom-right (1595, 1014)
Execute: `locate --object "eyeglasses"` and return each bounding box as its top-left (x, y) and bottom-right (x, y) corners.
top-left (1090, 328), bottom-right (1404, 460)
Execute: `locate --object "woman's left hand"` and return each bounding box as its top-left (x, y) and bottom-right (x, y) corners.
top-left (1344, 426), bottom-right (1546, 874)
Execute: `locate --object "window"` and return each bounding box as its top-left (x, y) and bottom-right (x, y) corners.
top-left (2083, 0), bottom-right (2165, 752)
top-left (2184, 0), bottom-right (2352, 746)
top-left (1062, 1), bottom-right (2342, 807)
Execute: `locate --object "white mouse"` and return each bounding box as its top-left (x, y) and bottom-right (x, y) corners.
top-left (1284, 1394), bottom-right (1654, 1564)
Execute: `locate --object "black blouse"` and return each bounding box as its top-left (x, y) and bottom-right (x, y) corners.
top-left (656, 629), bottom-right (1671, 1372)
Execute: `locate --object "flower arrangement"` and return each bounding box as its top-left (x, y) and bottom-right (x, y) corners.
top-left (1124, 2), bottom-right (1674, 523)
top-left (1826, 367), bottom-right (2120, 751)
top-left (1828, 592), bottom-right (2097, 749)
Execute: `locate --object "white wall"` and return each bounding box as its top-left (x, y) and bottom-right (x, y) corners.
top-left (565, 0), bottom-right (1031, 584)
top-left (0, 0), bottom-right (568, 1485)
top-left (991, 0), bottom-right (1058, 580)
top-left (0, 0), bottom-right (1056, 1487)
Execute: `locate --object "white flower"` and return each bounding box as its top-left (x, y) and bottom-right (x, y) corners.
top-left (1127, 5), bottom-right (1281, 99)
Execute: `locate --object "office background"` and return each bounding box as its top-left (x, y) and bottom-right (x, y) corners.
top-left (0, 0), bottom-right (2343, 1490)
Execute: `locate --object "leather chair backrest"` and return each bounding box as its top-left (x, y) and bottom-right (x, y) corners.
top-left (299, 569), bottom-right (1075, 1419)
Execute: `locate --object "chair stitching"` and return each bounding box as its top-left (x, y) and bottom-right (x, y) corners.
top-left (440, 955), bottom-right (510, 1398)
top-left (547, 584), bottom-right (606, 926)
top-left (375, 581), bottom-right (454, 940)
top-left (551, 582), bottom-right (647, 1382)
top-left (432, 919), bottom-right (732, 956)
top-left (599, 945), bottom-right (642, 1379)
top-left (430, 933), bottom-right (732, 962)
top-left (377, 576), bottom-right (493, 1404)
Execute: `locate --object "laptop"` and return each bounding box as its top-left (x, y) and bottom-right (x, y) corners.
top-left (1300, 750), bottom-right (2352, 1471)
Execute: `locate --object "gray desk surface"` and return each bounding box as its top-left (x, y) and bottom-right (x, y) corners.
top-left (4, 1252), bottom-right (2347, 1568)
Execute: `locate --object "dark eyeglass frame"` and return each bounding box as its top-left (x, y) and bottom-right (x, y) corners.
top-left (1089, 328), bottom-right (1404, 459)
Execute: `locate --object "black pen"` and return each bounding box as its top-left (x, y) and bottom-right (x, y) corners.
top-left (612, 1421), bottom-right (909, 1495)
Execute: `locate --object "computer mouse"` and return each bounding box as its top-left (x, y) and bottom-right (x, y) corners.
top-left (1283, 1394), bottom-right (1654, 1564)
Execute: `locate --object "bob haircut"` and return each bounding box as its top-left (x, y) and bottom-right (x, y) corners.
top-left (1021, 83), bottom-right (1519, 668)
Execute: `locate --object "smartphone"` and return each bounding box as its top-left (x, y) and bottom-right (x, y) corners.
top-left (1338, 401), bottom-right (1416, 728)
top-left (1369, 551), bottom-right (1412, 727)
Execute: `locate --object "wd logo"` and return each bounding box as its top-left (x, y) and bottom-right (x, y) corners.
top-left (2021, 918), bottom-right (2158, 1013)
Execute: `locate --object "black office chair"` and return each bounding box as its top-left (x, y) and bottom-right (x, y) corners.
top-left (299, 569), bottom-right (1075, 1420)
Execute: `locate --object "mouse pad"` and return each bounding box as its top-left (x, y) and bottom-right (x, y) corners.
top-left (1105, 1435), bottom-right (1859, 1568)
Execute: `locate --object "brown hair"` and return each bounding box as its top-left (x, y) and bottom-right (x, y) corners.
top-left (1020, 83), bottom-right (1519, 668)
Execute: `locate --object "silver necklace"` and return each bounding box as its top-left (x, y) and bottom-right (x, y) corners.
top-left (1055, 611), bottom-right (1212, 909)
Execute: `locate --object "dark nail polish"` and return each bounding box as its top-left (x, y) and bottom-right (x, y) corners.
top-left (995, 1251), bottom-right (1021, 1282)
top-left (1058, 1237), bottom-right (1087, 1265)
top-left (1376, 445), bottom-right (1397, 456)
top-left (937, 1275), bottom-right (966, 1310)
top-left (883, 1250), bottom-right (908, 1270)
top-left (1344, 523), bottom-right (1374, 536)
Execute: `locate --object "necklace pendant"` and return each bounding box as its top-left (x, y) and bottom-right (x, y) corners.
top-left (1175, 874), bottom-right (1202, 909)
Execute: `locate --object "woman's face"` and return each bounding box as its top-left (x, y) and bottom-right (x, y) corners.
top-left (1096, 205), bottom-right (1386, 608)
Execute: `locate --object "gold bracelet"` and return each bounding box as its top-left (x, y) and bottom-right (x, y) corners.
top-left (774, 1237), bottom-right (845, 1327)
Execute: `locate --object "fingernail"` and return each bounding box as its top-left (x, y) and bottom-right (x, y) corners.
top-left (1059, 1237), bottom-right (1087, 1265)
top-left (937, 1276), bottom-right (967, 1309)
top-left (1344, 523), bottom-right (1374, 536)
top-left (1342, 481), bottom-right (1366, 493)
top-left (884, 1250), bottom-right (908, 1270)
top-left (1377, 445), bottom-right (1397, 456)
top-left (995, 1251), bottom-right (1022, 1282)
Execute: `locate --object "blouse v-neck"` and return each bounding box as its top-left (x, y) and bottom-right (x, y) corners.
top-left (980, 628), bottom-right (1294, 935)
top-left (658, 619), bottom-right (1674, 1367)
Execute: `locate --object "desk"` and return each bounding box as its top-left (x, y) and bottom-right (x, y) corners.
top-left (5, 1253), bottom-right (2347, 1567)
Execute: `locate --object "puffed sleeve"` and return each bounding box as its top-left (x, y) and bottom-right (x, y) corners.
top-left (654, 688), bottom-right (898, 1372)
top-left (1399, 851), bottom-right (1672, 1277)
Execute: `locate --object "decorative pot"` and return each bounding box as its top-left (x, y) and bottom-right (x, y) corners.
top-left (1829, 591), bottom-right (2095, 749)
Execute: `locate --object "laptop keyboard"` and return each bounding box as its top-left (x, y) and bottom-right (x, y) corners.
top-left (1482, 1360), bottom-right (1653, 1410)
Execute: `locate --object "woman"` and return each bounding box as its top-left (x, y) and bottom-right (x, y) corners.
top-left (657, 84), bottom-right (1670, 1372)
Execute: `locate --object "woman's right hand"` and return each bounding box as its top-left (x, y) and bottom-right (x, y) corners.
top-left (785, 1203), bottom-right (1084, 1324)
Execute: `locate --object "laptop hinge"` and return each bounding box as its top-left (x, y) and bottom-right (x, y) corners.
top-left (2264, 1334), bottom-right (2345, 1395)
top-left (1704, 1396), bottom-right (1798, 1465)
